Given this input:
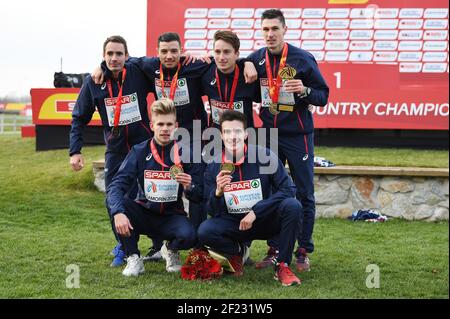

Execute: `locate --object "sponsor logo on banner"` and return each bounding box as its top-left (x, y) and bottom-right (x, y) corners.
top-left (184, 30), bottom-right (207, 39)
top-left (326, 30), bottom-right (350, 40)
top-left (281, 8), bottom-right (302, 18)
top-left (422, 63), bottom-right (448, 73)
top-left (424, 8), bottom-right (449, 19)
top-left (231, 8), bottom-right (254, 18)
top-left (399, 63), bottom-right (423, 73)
top-left (399, 8), bottom-right (424, 18)
top-left (350, 8), bottom-right (375, 19)
top-left (253, 40), bottom-right (266, 50)
top-left (350, 19), bottom-right (374, 29)
top-left (423, 52), bottom-right (448, 62)
top-left (56, 101), bottom-right (76, 113)
top-left (302, 8), bottom-right (326, 18)
top-left (399, 41), bottom-right (423, 51)
top-left (399, 30), bottom-right (423, 40)
top-left (254, 19), bottom-right (261, 29)
top-left (254, 8), bottom-right (271, 18)
top-left (374, 41), bottom-right (398, 51)
top-left (253, 30), bottom-right (263, 39)
top-left (285, 30), bottom-right (301, 40)
top-left (326, 41), bottom-right (349, 50)
top-left (374, 30), bottom-right (398, 40)
top-left (207, 40), bottom-right (214, 50)
top-left (326, 19), bottom-right (350, 29)
top-left (326, 8), bottom-right (350, 18)
top-left (302, 30), bottom-right (325, 40)
top-left (374, 19), bottom-right (399, 29)
top-left (374, 52), bottom-right (398, 62)
top-left (424, 20), bottom-right (449, 29)
top-left (286, 19), bottom-right (301, 29)
top-left (184, 40), bottom-right (207, 50)
top-left (424, 30), bottom-right (448, 40)
top-left (349, 51), bottom-right (374, 61)
top-left (207, 30), bottom-right (220, 39)
top-left (287, 40), bottom-right (301, 48)
top-left (350, 41), bottom-right (374, 51)
top-left (231, 19), bottom-right (254, 29)
top-left (302, 41), bottom-right (325, 51)
top-left (184, 19), bottom-right (207, 29)
top-left (399, 19), bottom-right (423, 29)
top-left (423, 41), bottom-right (448, 51)
top-left (350, 30), bottom-right (374, 40)
top-left (185, 8), bottom-right (207, 18)
top-left (374, 8), bottom-right (399, 19)
top-left (398, 52), bottom-right (423, 62)
top-left (239, 40), bottom-right (254, 50)
top-left (208, 19), bottom-right (231, 28)
top-left (233, 29), bottom-right (254, 39)
top-left (302, 19), bottom-right (326, 29)
top-left (325, 51), bottom-right (349, 61)
top-left (310, 51), bottom-right (325, 61)
top-left (239, 51), bottom-right (252, 58)
top-left (208, 8), bottom-right (231, 18)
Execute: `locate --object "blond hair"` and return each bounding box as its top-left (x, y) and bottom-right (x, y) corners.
top-left (151, 98), bottom-right (176, 117)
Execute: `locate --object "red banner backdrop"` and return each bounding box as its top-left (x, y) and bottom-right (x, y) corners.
top-left (147, 0), bottom-right (449, 130)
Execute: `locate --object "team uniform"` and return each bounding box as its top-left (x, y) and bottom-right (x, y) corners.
top-left (107, 139), bottom-right (203, 256)
top-left (201, 61), bottom-right (258, 130)
top-left (248, 43), bottom-right (329, 256)
top-left (69, 62), bottom-right (154, 263)
top-left (198, 144), bottom-right (301, 270)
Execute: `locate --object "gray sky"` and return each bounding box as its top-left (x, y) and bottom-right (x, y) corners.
top-left (0, 0), bottom-right (147, 98)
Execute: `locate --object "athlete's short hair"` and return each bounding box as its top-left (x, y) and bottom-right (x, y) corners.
top-left (213, 30), bottom-right (240, 52)
top-left (157, 32), bottom-right (182, 47)
top-left (103, 35), bottom-right (128, 55)
top-left (261, 9), bottom-right (286, 27)
top-left (151, 98), bottom-right (176, 117)
top-left (219, 110), bottom-right (248, 130)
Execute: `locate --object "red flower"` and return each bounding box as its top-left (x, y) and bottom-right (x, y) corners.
top-left (181, 249), bottom-right (223, 281)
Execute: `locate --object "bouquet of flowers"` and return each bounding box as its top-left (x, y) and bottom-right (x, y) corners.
top-left (181, 249), bottom-right (223, 281)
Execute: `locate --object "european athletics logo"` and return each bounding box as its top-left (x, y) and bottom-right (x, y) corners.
top-left (147, 182), bottom-right (157, 193)
top-left (228, 194), bottom-right (239, 206)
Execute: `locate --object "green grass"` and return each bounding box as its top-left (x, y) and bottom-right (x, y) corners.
top-left (315, 146), bottom-right (449, 168)
top-left (0, 135), bottom-right (448, 298)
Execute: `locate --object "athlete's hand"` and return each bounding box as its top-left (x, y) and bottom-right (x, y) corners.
top-left (284, 79), bottom-right (305, 94)
top-left (176, 173), bottom-right (192, 190)
top-left (200, 55), bottom-right (212, 64)
top-left (114, 213), bottom-right (134, 237)
top-left (243, 61), bottom-right (257, 83)
top-left (182, 53), bottom-right (198, 65)
top-left (239, 210), bottom-right (256, 231)
top-left (215, 170), bottom-right (232, 197)
top-left (92, 66), bottom-right (104, 85)
top-left (70, 154), bottom-right (84, 171)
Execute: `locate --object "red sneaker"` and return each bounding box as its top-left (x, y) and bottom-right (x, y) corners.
top-left (274, 262), bottom-right (301, 287)
top-left (228, 255), bottom-right (244, 277)
top-left (295, 248), bottom-right (311, 272)
top-left (255, 247), bottom-right (278, 269)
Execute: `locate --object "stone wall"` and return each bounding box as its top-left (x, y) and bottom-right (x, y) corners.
top-left (93, 161), bottom-right (449, 222)
top-left (315, 174), bottom-right (449, 221)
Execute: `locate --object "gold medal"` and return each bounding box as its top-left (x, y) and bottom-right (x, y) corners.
top-left (169, 165), bottom-right (184, 179)
top-left (268, 103), bottom-right (280, 115)
top-left (279, 64), bottom-right (297, 80)
top-left (220, 163), bottom-right (235, 174)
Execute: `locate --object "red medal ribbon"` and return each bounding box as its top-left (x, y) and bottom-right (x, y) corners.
top-left (106, 68), bottom-right (127, 128)
top-left (222, 144), bottom-right (247, 166)
top-left (215, 65), bottom-right (240, 109)
top-left (160, 62), bottom-right (181, 101)
top-left (150, 139), bottom-right (181, 168)
top-left (265, 43), bottom-right (288, 105)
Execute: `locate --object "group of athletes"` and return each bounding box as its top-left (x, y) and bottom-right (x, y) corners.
top-left (69, 9), bottom-right (329, 287)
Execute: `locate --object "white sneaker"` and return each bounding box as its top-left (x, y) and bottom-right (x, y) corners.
top-left (242, 245), bottom-right (250, 264)
top-left (122, 254), bottom-right (145, 277)
top-left (160, 242), bottom-right (182, 272)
